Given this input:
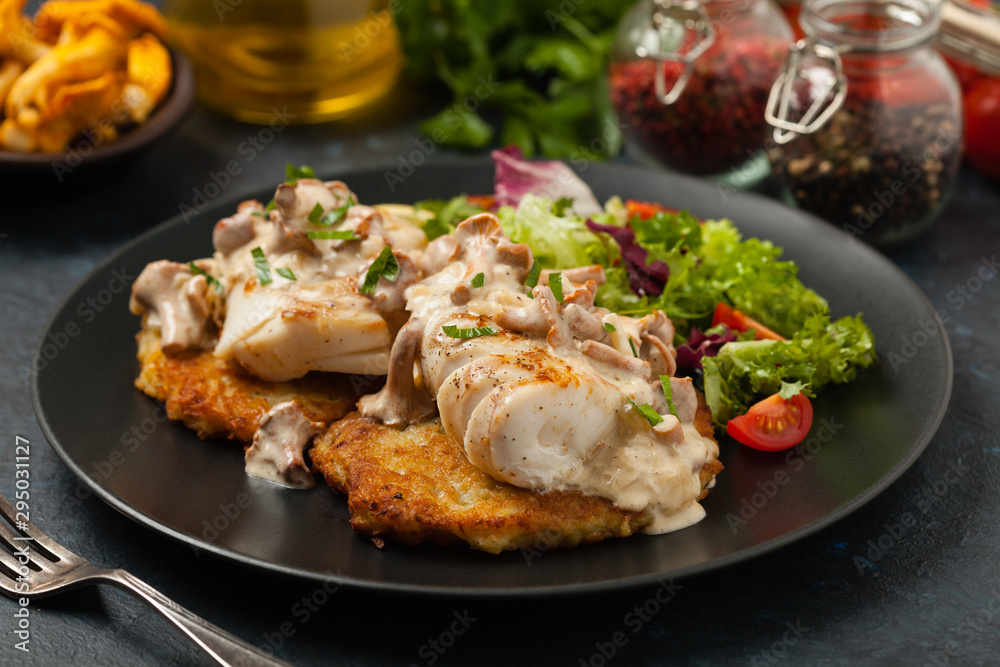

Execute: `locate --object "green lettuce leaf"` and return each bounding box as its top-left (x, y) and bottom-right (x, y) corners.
top-left (497, 194), bottom-right (617, 268)
top-left (702, 314), bottom-right (877, 426)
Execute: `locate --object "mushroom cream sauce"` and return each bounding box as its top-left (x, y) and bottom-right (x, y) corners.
top-left (129, 177), bottom-right (720, 534)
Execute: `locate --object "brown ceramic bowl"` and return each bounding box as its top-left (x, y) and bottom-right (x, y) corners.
top-left (0, 50), bottom-right (195, 185)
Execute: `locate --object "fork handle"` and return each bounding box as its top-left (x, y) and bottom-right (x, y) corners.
top-left (98, 569), bottom-right (293, 667)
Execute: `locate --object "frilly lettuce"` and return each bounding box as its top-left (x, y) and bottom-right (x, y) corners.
top-left (496, 194), bottom-right (618, 269)
top-left (703, 314), bottom-right (876, 426)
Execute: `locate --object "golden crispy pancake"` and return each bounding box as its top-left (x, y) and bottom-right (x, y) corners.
top-left (134, 325), bottom-right (359, 442)
top-left (134, 323), bottom-right (722, 553)
top-left (311, 402), bottom-right (721, 554)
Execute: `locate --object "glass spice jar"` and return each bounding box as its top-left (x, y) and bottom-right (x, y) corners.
top-left (608, 0), bottom-right (795, 189)
top-left (765, 0), bottom-right (963, 246)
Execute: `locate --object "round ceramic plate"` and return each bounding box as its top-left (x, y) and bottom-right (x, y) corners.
top-left (32, 160), bottom-right (952, 597)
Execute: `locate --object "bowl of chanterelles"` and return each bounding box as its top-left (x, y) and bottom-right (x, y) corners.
top-left (0, 0), bottom-right (194, 183)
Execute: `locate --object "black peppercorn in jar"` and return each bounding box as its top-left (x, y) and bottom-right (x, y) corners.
top-left (765, 0), bottom-right (963, 246)
top-left (609, 0), bottom-right (795, 189)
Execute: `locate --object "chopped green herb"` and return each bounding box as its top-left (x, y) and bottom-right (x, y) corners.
top-left (252, 199), bottom-right (276, 218)
top-left (307, 230), bottom-right (360, 241)
top-left (552, 197), bottom-right (574, 216)
top-left (471, 272), bottom-right (485, 288)
top-left (188, 262), bottom-right (223, 292)
top-left (442, 324), bottom-right (498, 339)
top-left (360, 247), bottom-right (399, 294)
top-left (276, 267), bottom-right (297, 281)
top-left (628, 336), bottom-right (638, 358)
top-left (603, 322), bottom-right (616, 333)
top-left (659, 375), bottom-right (679, 418)
top-left (548, 272), bottom-right (564, 302)
top-left (525, 262), bottom-right (541, 289)
top-left (308, 202), bottom-right (324, 225)
top-left (627, 398), bottom-right (664, 426)
top-left (251, 247), bottom-right (272, 286)
top-left (320, 196), bottom-right (355, 226)
top-left (285, 163), bottom-right (315, 184)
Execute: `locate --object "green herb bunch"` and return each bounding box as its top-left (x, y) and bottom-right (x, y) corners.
top-left (395, 0), bottom-right (630, 158)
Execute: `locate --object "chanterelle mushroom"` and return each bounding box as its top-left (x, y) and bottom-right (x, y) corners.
top-left (129, 259), bottom-right (218, 353)
top-left (244, 402), bottom-right (325, 489)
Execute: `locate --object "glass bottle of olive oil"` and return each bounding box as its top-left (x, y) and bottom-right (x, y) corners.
top-left (165, 0), bottom-right (403, 124)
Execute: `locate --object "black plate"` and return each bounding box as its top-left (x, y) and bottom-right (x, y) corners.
top-left (32, 160), bottom-right (952, 597)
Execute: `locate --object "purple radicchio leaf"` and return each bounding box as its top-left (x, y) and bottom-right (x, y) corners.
top-left (585, 219), bottom-right (670, 296)
top-left (492, 145), bottom-right (602, 216)
top-left (675, 326), bottom-right (739, 371)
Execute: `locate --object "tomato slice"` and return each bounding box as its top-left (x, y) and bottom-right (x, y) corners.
top-left (727, 392), bottom-right (814, 452)
top-left (711, 302), bottom-right (786, 341)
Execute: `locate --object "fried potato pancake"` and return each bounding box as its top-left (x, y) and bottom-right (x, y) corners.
top-left (135, 323), bottom-right (723, 553)
top-left (311, 404), bottom-right (722, 554)
top-left (134, 325), bottom-right (359, 442)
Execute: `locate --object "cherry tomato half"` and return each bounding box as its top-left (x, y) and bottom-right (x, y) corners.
top-left (712, 302), bottom-right (786, 341)
top-left (964, 77), bottom-right (1000, 182)
top-left (727, 392), bottom-right (814, 452)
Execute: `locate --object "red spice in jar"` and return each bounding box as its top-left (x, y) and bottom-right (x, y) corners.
top-left (609, 40), bottom-right (789, 177)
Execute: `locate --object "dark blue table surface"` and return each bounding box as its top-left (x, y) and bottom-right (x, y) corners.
top-left (2, 89), bottom-right (1000, 666)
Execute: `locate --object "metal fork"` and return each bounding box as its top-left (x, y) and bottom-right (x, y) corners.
top-left (0, 493), bottom-right (291, 667)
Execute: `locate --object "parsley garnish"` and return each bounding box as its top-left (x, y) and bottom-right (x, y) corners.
top-left (471, 272), bottom-right (485, 288)
top-left (276, 267), bottom-right (297, 281)
top-left (320, 196), bottom-right (355, 226)
top-left (525, 262), bottom-right (541, 288)
top-left (603, 322), bottom-right (616, 333)
top-left (548, 272), bottom-right (564, 302)
top-left (251, 247), bottom-right (272, 285)
top-left (627, 398), bottom-right (664, 426)
top-left (659, 375), bottom-right (679, 418)
top-left (442, 324), bottom-right (498, 338)
top-left (525, 262), bottom-right (541, 297)
top-left (552, 197), bottom-right (574, 216)
top-left (308, 202), bottom-right (324, 224)
top-left (188, 262), bottom-right (222, 292)
top-left (628, 336), bottom-right (639, 358)
top-left (360, 247), bottom-right (399, 294)
top-left (307, 230), bottom-right (360, 241)
top-left (285, 163), bottom-right (315, 184)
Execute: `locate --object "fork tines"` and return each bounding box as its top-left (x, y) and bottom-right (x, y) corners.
top-left (0, 493), bottom-right (73, 590)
